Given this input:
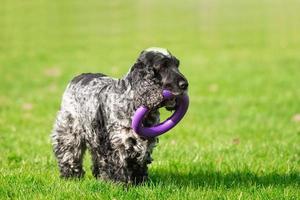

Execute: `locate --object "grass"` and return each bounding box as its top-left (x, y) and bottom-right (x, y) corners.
top-left (0, 0), bottom-right (299, 199)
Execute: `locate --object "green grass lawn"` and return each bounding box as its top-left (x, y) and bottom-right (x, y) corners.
top-left (0, 0), bottom-right (299, 199)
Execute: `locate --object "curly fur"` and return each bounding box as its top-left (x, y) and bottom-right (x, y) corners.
top-left (51, 47), bottom-right (188, 184)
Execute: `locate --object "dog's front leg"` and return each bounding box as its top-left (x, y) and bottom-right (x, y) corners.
top-left (92, 131), bottom-right (149, 184)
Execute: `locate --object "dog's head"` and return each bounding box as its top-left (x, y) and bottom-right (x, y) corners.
top-left (137, 47), bottom-right (188, 94)
top-left (132, 47), bottom-right (188, 110)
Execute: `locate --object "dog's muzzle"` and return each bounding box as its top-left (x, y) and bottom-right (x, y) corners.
top-left (132, 90), bottom-right (189, 137)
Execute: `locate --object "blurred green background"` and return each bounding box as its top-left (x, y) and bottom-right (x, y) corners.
top-left (0, 0), bottom-right (299, 199)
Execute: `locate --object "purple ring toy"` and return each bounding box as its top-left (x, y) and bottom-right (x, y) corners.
top-left (132, 90), bottom-right (189, 137)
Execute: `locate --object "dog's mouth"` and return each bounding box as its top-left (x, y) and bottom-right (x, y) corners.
top-left (159, 93), bottom-right (182, 111)
top-left (141, 91), bottom-right (188, 128)
top-left (158, 90), bottom-right (187, 111)
top-left (162, 98), bottom-right (177, 111)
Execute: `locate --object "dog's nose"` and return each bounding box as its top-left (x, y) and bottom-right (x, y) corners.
top-left (178, 80), bottom-right (188, 90)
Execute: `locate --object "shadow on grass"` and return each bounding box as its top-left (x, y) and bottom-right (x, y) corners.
top-left (149, 168), bottom-right (299, 188)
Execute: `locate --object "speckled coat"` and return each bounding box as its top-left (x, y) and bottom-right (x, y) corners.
top-left (51, 48), bottom-right (188, 184)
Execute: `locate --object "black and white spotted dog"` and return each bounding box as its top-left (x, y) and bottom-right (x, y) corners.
top-left (51, 47), bottom-right (188, 184)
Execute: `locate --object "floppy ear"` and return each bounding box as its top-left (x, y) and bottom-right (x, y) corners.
top-left (126, 51), bottom-right (164, 109)
top-left (127, 52), bottom-right (155, 84)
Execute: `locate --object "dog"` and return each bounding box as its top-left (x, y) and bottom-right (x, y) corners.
top-left (51, 47), bottom-right (188, 184)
